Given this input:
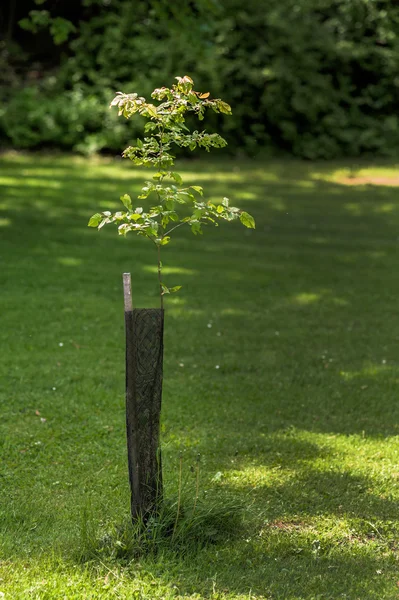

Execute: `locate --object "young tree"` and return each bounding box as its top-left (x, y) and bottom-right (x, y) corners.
top-left (89, 75), bottom-right (255, 519)
top-left (89, 75), bottom-right (255, 307)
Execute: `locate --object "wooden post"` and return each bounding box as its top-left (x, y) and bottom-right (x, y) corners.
top-left (123, 273), bottom-right (164, 520)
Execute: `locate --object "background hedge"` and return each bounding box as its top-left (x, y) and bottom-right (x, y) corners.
top-left (1, 0), bottom-right (399, 158)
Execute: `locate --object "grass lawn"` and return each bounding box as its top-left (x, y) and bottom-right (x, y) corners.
top-left (1, 152), bottom-right (399, 599)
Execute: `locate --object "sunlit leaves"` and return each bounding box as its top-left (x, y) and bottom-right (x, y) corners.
top-left (190, 185), bottom-right (203, 196)
top-left (110, 92), bottom-right (160, 120)
top-left (215, 100), bottom-right (232, 115)
top-left (191, 222), bottom-right (202, 235)
top-left (138, 182), bottom-right (155, 199)
top-left (171, 172), bottom-right (183, 185)
top-left (145, 104), bottom-right (158, 119)
top-left (120, 194), bottom-right (132, 210)
top-left (88, 213), bottom-right (102, 227)
top-left (240, 211), bottom-right (256, 228)
top-left (158, 236), bottom-right (170, 245)
top-left (91, 75), bottom-right (255, 297)
top-left (161, 283), bottom-right (182, 295)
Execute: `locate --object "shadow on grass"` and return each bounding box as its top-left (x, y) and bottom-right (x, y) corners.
top-left (68, 489), bottom-right (399, 599)
top-left (222, 467), bottom-right (399, 522)
top-left (2, 154), bottom-right (399, 598)
top-left (2, 153), bottom-right (399, 436)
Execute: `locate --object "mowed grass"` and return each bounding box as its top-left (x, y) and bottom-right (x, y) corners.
top-left (1, 152), bottom-right (399, 598)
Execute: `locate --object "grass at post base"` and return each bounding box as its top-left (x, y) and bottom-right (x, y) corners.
top-left (77, 497), bottom-right (243, 564)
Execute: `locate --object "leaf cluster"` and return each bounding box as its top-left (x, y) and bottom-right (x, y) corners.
top-left (88, 76), bottom-right (255, 297)
top-left (19, 9), bottom-right (76, 45)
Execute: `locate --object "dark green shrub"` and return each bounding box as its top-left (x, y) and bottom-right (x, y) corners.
top-left (2, 0), bottom-right (399, 157)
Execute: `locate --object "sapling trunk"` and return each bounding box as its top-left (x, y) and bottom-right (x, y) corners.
top-left (157, 245), bottom-right (163, 310)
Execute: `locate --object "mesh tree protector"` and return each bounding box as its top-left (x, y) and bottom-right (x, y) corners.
top-left (123, 274), bottom-right (164, 519)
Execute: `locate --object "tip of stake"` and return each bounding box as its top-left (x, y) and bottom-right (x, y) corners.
top-left (123, 273), bottom-right (133, 311)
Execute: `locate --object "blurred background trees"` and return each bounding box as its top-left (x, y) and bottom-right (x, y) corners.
top-left (1, 0), bottom-right (399, 158)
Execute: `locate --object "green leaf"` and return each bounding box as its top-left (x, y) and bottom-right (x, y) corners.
top-left (222, 197), bottom-right (229, 207)
top-left (191, 222), bottom-right (202, 235)
top-left (49, 17), bottom-right (76, 45)
top-left (160, 236), bottom-right (170, 245)
top-left (171, 172), bottom-right (183, 185)
top-left (161, 283), bottom-right (170, 295)
top-left (169, 286), bottom-right (182, 293)
top-left (98, 218), bottom-right (109, 230)
top-left (18, 18), bottom-right (35, 31)
top-left (120, 194), bottom-right (132, 210)
top-left (190, 185), bottom-right (203, 196)
top-left (88, 213), bottom-right (102, 227)
top-left (144, 121), bottom-right (157, 133)
top-left (216, 205), bottom-right (224, 214)
top-left (240, 211), bottom-right (256, 229)
top-left (217, 100), bottom-right (232, 115)
top-left (118, 224), bottom-right (131, 236)
top-left (146, 227), bottom-right (158, 237)
top-left (146, 104), bottom-right (158, 118)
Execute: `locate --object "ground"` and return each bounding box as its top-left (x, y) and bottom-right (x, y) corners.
top-left (1, 152), bottom-right (399, 599)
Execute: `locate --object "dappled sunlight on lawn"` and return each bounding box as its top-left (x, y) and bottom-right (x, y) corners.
top-left (57, 256), bottom-right (84, 267)
top-left (142, 265), bottom-right (197, 276)
top-left (340, 364), bottom-right (395, 381)
top-left (291, 290), bottom-right (349, 307)
top-left (2, 152), bottom-right (399, 599)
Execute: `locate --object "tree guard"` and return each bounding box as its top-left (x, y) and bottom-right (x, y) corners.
top-left (123, 273), bottom-right (164, 520)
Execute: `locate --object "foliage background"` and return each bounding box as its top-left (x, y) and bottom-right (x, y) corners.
top-left (1, 0), bottom-right (399, 158)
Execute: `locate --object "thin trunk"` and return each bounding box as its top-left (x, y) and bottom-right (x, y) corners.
top-left (157, 244), bottom-right (163, 310)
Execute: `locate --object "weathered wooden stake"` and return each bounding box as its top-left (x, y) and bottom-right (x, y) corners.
top-left (123, 273), bottom-right (164, 520)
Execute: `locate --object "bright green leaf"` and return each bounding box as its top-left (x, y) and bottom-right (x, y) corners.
top-left (146, 104), bottom-right (158, 118)
top-left (120, 194), bottom-right (132, 210)
top-left (191, 222), bottom-right (202, 235)
top-left (240, 211), bottom-right (256, 229)
top-left (171, 172), bottom-right (183, 185)
top-left (88, 213), bottom-right (102, 227)
top-left (191, 185), bottom-right (203, 196)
